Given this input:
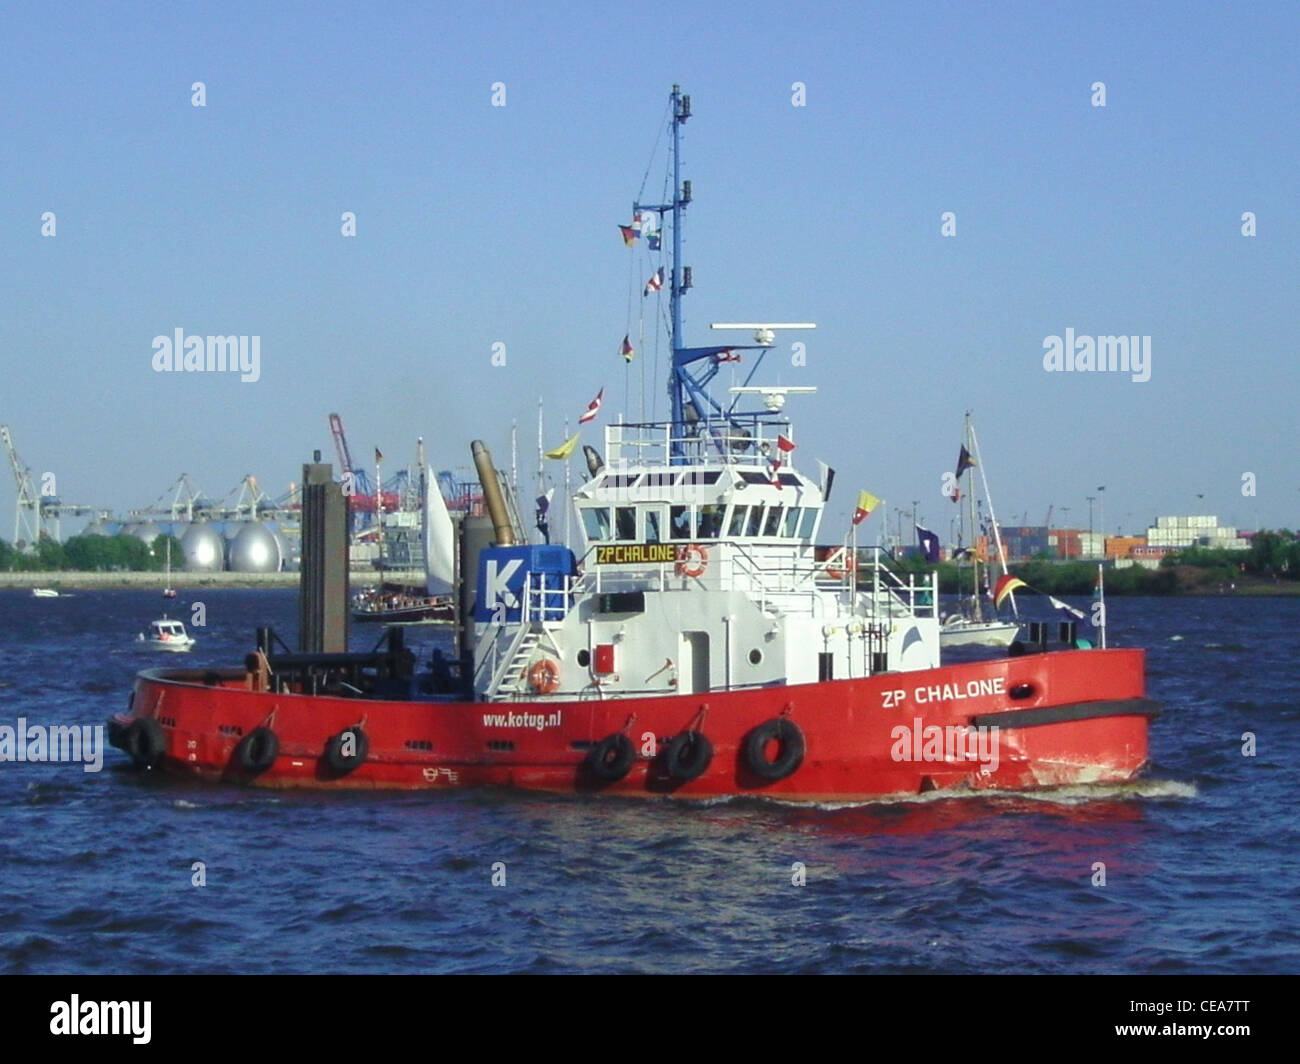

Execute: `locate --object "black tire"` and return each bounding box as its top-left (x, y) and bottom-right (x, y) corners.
top-left (124, 718), bottom-right (166, 769)
top-left (585, 732), bottom-right (634, 783)
top-left (323, 726), bottom-right (369, 776)
top-left (663, 730), bottom-right (713, 783)
top-left (106, 719), bottom-right (127, 751)
top-left (743, 718), bottom-right (805, 781)
top-left (234, 726), bottom-right (280, 775)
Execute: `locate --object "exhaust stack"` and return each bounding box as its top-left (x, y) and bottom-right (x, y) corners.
top-left (471, 440), bottom-right (515, 546)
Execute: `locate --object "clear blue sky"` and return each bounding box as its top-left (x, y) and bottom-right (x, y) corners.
top-left (2, 1), bottom-right (1296, 541)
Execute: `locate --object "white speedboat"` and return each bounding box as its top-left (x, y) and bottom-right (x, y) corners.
top-left (31, 588), bottom-right (59, 598)
top-left (138, 618), bottom-right (196, 652)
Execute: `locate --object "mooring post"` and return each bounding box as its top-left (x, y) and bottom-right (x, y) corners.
top-left (299, 456), bottom-right (349, 653)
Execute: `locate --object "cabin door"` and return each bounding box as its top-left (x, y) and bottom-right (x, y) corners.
top-left (678, 631), bottom-right (710, 693)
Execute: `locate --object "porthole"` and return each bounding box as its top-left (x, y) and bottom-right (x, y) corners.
top-left (577, 649), bottom-right (591, 667)
top-left (748, 648), bottom-right (763, 665)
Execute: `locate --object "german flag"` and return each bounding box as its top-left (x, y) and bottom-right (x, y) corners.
top-left (994, 574), bottom-right (1027, 608)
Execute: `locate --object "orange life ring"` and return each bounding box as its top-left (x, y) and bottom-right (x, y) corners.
top-left (675, 544), bottom-right (709, 578)
top-left (528, 658), bottom-right (561, 694)
top-left (827, 554), bottom-right (858, 580)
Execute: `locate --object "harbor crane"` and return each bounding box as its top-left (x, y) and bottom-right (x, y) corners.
top-left (2, 424), bottom-right (99, 546)
top-left (2, 424), bottom-right (39, 548)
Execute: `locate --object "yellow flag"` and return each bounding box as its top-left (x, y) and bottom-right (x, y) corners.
top-left (545, 432), bottom-right (580, 460)
top-left (853, 490), bottom-right (880, 525)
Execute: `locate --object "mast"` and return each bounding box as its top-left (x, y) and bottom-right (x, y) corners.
top-left (670, 85), bottom-right (685, 387)
top-left (375, 448), bottom-right (384, 573)
top-left (969, 417), bottom-right (1016, 617)
top-left (966, 412), bottom-right (982, 621)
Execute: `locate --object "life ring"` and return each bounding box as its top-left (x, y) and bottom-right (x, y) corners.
top-left (124, 718), bottom-right (167, 769)
top-left (323, 726), bottom-right (369, 776)
top-left (826, 554), bottom-right (857, 580)
top-left (663, 730), bottom-right (713, 783)
top-left (743, 718), bottom-right (805, 781)
top-left (234, 726), bottom-right (280, 775)
top-left (528, 659), bottom-right (561, 694)
top-left (584, 732), bottom-right (634, 783)
top-left (675, 544), bottom-right (709, 578)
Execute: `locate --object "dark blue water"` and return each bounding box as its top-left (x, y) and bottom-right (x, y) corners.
top-left (1, 589), bottom-right (1297, 974)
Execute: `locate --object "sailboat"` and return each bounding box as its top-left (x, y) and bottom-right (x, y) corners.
top-left (162, 535), bottom-right (177, 598)
top-left (940, 412), bottom-right (1020, 648)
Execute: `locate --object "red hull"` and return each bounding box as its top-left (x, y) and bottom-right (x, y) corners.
top-left (113, 649), bottom-right (1155, 800)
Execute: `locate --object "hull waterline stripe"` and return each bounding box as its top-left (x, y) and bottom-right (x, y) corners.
top-left (969, 698), bottom-right (1160, 730)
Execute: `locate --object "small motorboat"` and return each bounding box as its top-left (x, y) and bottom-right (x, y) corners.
top-left (138, 618), bottom-right (196, 652)
top-left (31, 588), bottom-right (59, 598)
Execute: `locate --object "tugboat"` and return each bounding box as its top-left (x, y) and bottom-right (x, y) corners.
top-left (108, 87), bottom-right (1157, 797)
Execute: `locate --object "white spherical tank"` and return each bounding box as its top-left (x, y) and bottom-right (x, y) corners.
top-left (83, 520), bottom-right (113, 537)
top-left (228, 522), bottom-right (282, 573)
top-left (181, 522), bottom-right (225, 572)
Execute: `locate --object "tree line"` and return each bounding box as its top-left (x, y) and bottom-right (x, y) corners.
top-left (1, 534), bottom-right (184, 572)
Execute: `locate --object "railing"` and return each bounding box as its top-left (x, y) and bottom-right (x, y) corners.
top-left (563, 540), bottom-right (939, 622)
top-left (605, 416), bottom-right (792, 469)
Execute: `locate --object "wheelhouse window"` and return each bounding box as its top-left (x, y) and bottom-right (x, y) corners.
top-left (614, 506), bottom-right (637, 541)
top-left (799, 508), bottom-right (818, 539)
top-left (745, 506), bottom-right (765, 538)
top-left (727, 506), bottom-right (748, 537)
top-left (697, 504), bottom-right (724, 539)
top-left (582, 507), bottom-right (611, 542)
top-left (782, 507), bottom-right (802, 537)
top-left (670, 505), bottom-right (694, 539)
top-left (763, 505), bottom-right (784, 537)
top-left (645, 509), bottom-right (663, 543)
top-left (679, 470), bottom-right (723, 486)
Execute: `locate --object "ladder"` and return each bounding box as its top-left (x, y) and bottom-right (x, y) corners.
top-left (489, 626), bottom-right (543, 700)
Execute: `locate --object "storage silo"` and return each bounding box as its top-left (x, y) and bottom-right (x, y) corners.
top-left (228, 522), bottom-right (282, 573)
top-left (180, 521), bottom-right (225, 572)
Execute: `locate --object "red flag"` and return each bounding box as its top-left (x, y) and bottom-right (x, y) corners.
top-left (776, 434), bottom-right (795, 453)
top-left (643, 267), bottom-right (664, 295)
top-left (578, 388), bottom-right (603, 425)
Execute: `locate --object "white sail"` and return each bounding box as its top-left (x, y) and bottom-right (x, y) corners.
top-left (424, 465), bottom-right (455, 593)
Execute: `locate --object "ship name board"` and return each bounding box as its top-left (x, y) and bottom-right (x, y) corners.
top-left (881, 676), bottom-right (1006, 708)
top-left (595, 543), bottom-right (677, 565)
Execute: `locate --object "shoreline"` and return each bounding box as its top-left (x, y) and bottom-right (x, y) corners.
top-left (3, 568), bottom-right (1298, 596)
top-left (0, 570), bottom-right (422, 591)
